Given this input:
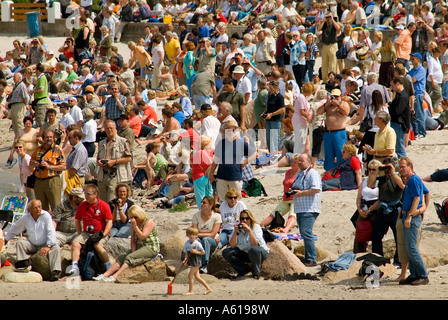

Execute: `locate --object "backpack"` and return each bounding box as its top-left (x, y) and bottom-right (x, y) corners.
top-left (78, 232), bottom-right (107, 281)
top-left (336, 45), bottom-right (348, 59)
top-left (245, 178), bottom-right (268, 197)
top-left (434, 200), bottom-right (448, 225)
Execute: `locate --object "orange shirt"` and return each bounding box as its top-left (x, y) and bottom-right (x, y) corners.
top-left (395, 29), bottom-right (412, 60)
top-left (31, 144), bottom-right (66, 179)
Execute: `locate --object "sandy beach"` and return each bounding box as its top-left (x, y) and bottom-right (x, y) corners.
top-left (1, 35), bottom-right (448, 304)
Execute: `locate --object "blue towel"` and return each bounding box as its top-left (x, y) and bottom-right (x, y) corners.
top-left (327, 252), bottom-right (356, 271)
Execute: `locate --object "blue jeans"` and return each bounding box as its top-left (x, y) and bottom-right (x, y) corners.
top-left (110, 221), bottom-right (131, 238)
top-left (371, 206), bottom-right (399, 263)
top-left (219, 229), bottom-right (233, 247)
top-left (401, 213), bottom-right (427, 278)
top-left (323, 129), bottom-right (346, 171)
top-left (193, 175), bottom-right (213, 210)
top-left (390, 121), bottom-right (406, 158)
top-left (198, 237), bottom-right (218, 267)
top-left (296, 212), bottom-right (319, 262)
top-left (442, 81), bottom-right (448, 100)
top-left (192, 94), bottom-right (212, 109)
top-left (412, 94), bottom-right (426, 137)
top-left (265, 120), bottom-right (281, 154)
top-left (305, 59), bottom-right (315, 84)
top-left (222, 246), bottom-right (269, 276)
top-left (425, 109), bottom-right (439, 130)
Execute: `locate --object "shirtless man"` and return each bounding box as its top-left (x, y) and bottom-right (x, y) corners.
top-left (316, 88), bottom-right (350, 171)
top-left (136, 106), bottom-right (180, 145)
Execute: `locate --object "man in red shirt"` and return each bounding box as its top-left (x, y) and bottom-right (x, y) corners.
top-left (137, 100), bottom-right (158, 138)
top-left (69, 184), bottom-right (113, 274)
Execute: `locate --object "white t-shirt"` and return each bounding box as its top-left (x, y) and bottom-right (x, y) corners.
top-left (70, 105), bottom-right (84, 123)
top-left (219, 200), bottom-right (248, 231)
top-left (82, 119), bottom-right (97, 143)
top-left (235, 76), bottom-right (252, 101)
top-left (201, 115), bottom-right (221, 147)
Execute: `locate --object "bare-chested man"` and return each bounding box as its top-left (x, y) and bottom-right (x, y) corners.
top-left (316, 88), bottom-right (350, 171)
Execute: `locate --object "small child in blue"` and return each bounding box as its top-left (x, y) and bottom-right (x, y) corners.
top-left (182, 227), bottom-right (212, 296)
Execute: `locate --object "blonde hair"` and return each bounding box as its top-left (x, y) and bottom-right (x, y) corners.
top-left (342, 144), bottom-right (357, 156)
top-left (225, 188), bottom-right (240, 200)
top-left (128, 205), bottom-right (148, 223)
top-left (186, 226), bottom-right (199, 236)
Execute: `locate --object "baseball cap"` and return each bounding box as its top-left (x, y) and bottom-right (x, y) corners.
top-left (395, 25), bottom-right (404, 30)
top-left (201, 104), bottom-right (212, 111)
top-left (331, 88), bottom-right (342, 96)
top-left (410, 52), bottom-right (422, 61)
top-left (70, 187), bottom-right (85, 199)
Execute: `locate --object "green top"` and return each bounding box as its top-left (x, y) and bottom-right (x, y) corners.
top-left (253, 89), bottom-right (268, 123)
top-left (154, 153), bottom-right (169, 175)
top-left (372, 46), bottom-right (397, 63)
top-left (34, 74), bottom-right (50, 104)
top-left (66, 70), bottom-right (79, 84)
top-left (217, 90), bottom-right (245, 117)
top-left (135, 216), bottom-right (160, 253)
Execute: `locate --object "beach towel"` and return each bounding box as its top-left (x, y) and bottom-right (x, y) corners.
top-left (274, 233), bottom-right (318, 241)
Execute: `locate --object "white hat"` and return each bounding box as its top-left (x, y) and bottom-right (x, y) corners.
top-left (395, 25), bottom-right (404, 30)
top-left (351, 67), bottom-right (361, 73)
top-left (232, 65), bottom-right (245, 74)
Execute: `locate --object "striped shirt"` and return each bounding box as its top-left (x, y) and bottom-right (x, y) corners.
top-left (52, 199), bottom-right (77, 234)
top-left (104, 94), bottom-right (127, 120)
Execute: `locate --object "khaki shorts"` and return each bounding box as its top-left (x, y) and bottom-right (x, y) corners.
top-left (73, 231), bottom-right (110, 247)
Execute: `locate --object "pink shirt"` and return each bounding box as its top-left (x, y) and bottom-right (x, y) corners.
top-left (292, 93), bottom-right (310, 127)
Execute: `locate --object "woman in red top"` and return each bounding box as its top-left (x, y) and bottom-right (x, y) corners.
top-left (191, 135), bottom-right (214, 209)
top-left (58, 38), bottom-right (75, 61)
top-left (260, 154), bottom-right (300, 233)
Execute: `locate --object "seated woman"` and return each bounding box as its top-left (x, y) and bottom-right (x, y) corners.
top-left (219, 188), bottom-right (248, 247)
top-left (352, 159), bottom-right (381, 253)
top-left (191, 196), bottom-right (222, 274)
top-left (93, 205), bottom-right (159, 282)
top-left (322, 144), bottom-right (363, 191)
top-left (109, 183), bottom-right (135, 238)
top-left (222, 209), bottom-right (270, 279)
top-left (260, 153), bottom-right (300, 233)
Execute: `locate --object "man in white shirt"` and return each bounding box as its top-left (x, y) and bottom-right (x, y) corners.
top-left (427, 46), bottom-right (444, 110)
top-left (59, 102), bottom-right (75, 129)
top-left (233, 65), bottom-right (252, 104)
top-left (5, 200), bottom-right (62, 280)
top-left (200, 104), bottom-right (221, 147)
top-left (69, 96), bottom-right (84, 124)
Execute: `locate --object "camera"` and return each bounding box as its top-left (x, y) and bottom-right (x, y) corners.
top-left (261, 113), bottom-right (267, 119)
top-left (285, 187), bottom-right (299, 198)
top-left (100, 159), bottom-right (108, 165)
top-left (237, 223), bottom-right (243, 229)
top-left (36, 159), bottom-right (45, 170)
top-left (86, 225), bottom-right (94, 232)
top-left (111, 198), bottom-right (120, 205)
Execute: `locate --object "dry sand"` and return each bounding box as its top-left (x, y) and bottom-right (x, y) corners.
top-left (1, 36), bottom-right (448, 305)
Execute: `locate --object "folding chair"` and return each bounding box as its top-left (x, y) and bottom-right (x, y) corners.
top-left (0, 196), bottom-right (29, 230)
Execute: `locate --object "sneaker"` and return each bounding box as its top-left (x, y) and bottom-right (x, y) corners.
top-left (8, 158), bottom-right (17, 168)
top-left (411, 276), bottom-right (429, 286)
top-left (67, 265), bottom-right (79, 275)
top-left (399, 275), bottom-right (417, 285)
top-left (200, 266), bottom-right (208, 274)
top-left (103, 276), bottom-right (116, 282)
top-left (92, 274), bottom-right (107, 281)
top-left (14, 265), bottom-right (32, 273)
top-left (304, 260), bottom-right (317, 267)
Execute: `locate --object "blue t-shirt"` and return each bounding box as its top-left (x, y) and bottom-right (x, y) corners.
top-left (198, 26), bottom-right (210, 39)
top-left (401, 174), bottom-right (429, 211)
top-left (214, 138), bottom-right (255, 181)
top-left (174, 111), bottom-right (186, 128)
top-left (408, 64), bottom-right (426, 95)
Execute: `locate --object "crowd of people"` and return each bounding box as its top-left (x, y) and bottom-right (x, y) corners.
top-left (0, 0), bottom-right (446, 288)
